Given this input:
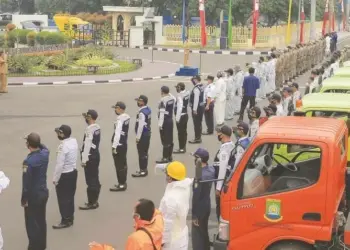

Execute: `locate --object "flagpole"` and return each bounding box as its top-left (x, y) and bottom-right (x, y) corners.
top-left (286, 0), bottom-right (293, 45)
top-left (228, 0), bottom-right (233, 48)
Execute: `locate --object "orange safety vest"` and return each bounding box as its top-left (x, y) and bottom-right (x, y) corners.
top-left (125, 210), bottom-right (164, 250)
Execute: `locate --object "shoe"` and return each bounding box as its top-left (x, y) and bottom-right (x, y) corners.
top-left (156, 158), bottom-right (170, 164)
top-left (173, 149), bottom-right (186, 154)
top-left (202, 132), bottom-right (213, 135)
top-left (188, 139), bottom-right (202, 144)
top-left (132, 171), bottom-right (148, 177)
top-left (110, 184), bottom-right (127, 192)
top-left (52, 222), bottom-right (72, 229)
top-left (79, 202), bottom-right (99, 210)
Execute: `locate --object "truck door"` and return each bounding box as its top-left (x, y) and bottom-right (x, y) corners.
top-left (227, 140), bottom-right (326, 248)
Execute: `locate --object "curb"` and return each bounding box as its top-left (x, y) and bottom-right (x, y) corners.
top-left (8, 73), bottom-right (176, 86)
top-left (129, 46), bottom-right (270, 55)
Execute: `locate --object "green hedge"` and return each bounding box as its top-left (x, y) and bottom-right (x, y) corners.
top-left (36, 31), bottom-right (69, 45)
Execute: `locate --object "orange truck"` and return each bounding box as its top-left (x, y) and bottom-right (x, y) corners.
top-left (213, 116), bottom-right (350, 250)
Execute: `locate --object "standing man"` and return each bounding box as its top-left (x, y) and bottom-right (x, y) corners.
top-left (132, 95), bottom-right (152, 177)
top-left (224, 68), bottom-right (235, 120)
top-left (203, 75), bottom-right (215, 135)
top-left (110, 102), bottom-right (130, 192)
top-left (0, 51), bottom-right (7, 93)
top-left (270, 93), bottom-right (284, 116)
top-left (282, 87), bottom-right (294, 116)
top-left (248, 106), bottom-right (261, 139)
top-left (258, 57), bottom-right (267, 99)
top-left (214, 71), bottom-right (227, 126)
top-left (156, 86), bottom-right (175, 164)
top-left (238, 67), bottom-right (260, 121)
top-left (290, 83), bottom-right (301, 110)
top-left (232, 65), bottom-right (244, 115)
top-left (213, 125), bottom-right (234, 221)
top-left (174, 82), bottom-right (190, 154)
top-left (191, 148), bottom-right (215, 250)
top-left (189, 75), bottom-right (205, 144)
top-left (53, 125), bottom-right (78, 229)
top-left (22, 133), bottom-right (49, 250)
top-left (79, 110), bottom-right (101, 210)
top-left (159, 161), bottom-right (192, 249)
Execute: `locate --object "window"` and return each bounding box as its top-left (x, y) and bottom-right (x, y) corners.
top-left (237, 143), bottom-right (322, 199)
top-left (311, 110), bottom-right (349, 119)
top-left (324, 89), bottom-right (350, 94)
top-left (341, 136), bottom-right (346, 156)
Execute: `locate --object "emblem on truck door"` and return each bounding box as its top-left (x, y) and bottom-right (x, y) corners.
top-left (264, 199), bottom-right (283, 222)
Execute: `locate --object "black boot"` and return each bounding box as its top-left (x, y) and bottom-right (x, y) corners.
top-left (109, 183), bottom-right (127, 192)
top-left (156, 158), bottom-right (170, 164)
top-left (173, 149), bottom-right (186, 154)
top-left (132, 170), bottom-right (148, 177)
top-left (189, 139), bottom-right (202, 144)
top-left (79, 202), bottom-right (99, 210)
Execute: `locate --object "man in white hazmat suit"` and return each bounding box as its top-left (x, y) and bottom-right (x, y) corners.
top-left (224, 68), bottom-right (235, 120)
top-left (266, 54), bottom-right (277, 94)
top-left (232, 65), bottom-right (244, 114)
top-left (0, 171), bottom-right (10, 250)
top-left (214, 71), bottom-right (226, 126)
top-left (159, 161), bottom-right (192, 250)
top-left (257, 57), bottom-right (267, 99)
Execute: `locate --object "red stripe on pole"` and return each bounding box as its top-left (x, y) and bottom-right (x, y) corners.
top-left (300, 12), bottom-right (305, 43)
top-left (199, 0), bottom-right (206, 47)
top-left (252, 0), bottom-right (259, 46)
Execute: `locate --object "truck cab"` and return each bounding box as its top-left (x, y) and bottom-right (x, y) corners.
top-left (213, 116), bottom-right (348, 250)
top-left (318, 77), bottom-right (350, 94)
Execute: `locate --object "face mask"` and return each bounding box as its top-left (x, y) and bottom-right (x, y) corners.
top-left (234, 130), bottom-right (240, 139)
top-left (176, 87), bottom-right (181, 93)
top-left (115, 110), bottom-right (119, 115)
top-left (57, 135), bottom-right (64, 140)
top-left (137, 102), bottom-right (142, 107)
top-left (217, 135), bottom-right (222, 142)
top-left (85, 118), bottom-right (89, 124)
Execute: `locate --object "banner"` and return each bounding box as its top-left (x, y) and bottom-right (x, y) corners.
top-left (252, 0), bottom-right (259, 46)
top-left (199, 0), bottom-right (207, 47)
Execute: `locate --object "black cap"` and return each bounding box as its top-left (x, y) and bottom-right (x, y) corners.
top-left (283, 87), bottom-right (293, 94)
top-left (264, 104), bottom-right (277, 114)
top-left (291, 83), bottom-right (299, 89)
top-left (250, 106), bottom-right (261, 118)
top-left (225, 68), bottom-right (234, 75)
top-left (83, 109), bottom-right (98, 120)
top-left (175, 82), bottom-right (186, 90)
top-left (191, 148), bottom-right (209, 159)
top-left (112, 101), bottom-right (126, 110)
top-left (206, 75), bottom-right (214, 81)
top-left (135, 95), bottom-right (148, 104)
top-left (161, 86), bottom-right (170, 94)
top-left (192, 75), bottom-right (201, 82)
top-left (55, 125), bottom-right (72, 137)
top-left (25, 132), bottom-right (41, 147)
top-left (216, 125), bottom-right (232, 137)
top-left (237, 121), bottom-right (249, 135)
top-left (271, 93), bottom-right (281, 102)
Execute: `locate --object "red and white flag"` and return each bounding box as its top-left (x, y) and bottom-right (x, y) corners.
top-left (252, 0), bottom-right (259, 46)
top-left (199, 0), bottom-right (207, 47)
top-left (322, 0), bottom-right (329, 35)
top-left (300, 0), bottom-right (305, 43)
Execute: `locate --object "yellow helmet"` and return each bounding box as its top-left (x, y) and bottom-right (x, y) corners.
top-left (166, 161), bottom-right (186, 181)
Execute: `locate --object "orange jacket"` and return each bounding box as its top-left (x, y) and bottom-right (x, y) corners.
top-left (125, 209), bottom-right (164, 250)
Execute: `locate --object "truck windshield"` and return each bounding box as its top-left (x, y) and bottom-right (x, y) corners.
top-left (233, 143), bottom-right (322, 199)
top-left (324, 89), bottom-right (350, 94)
top-left (310, 111), bottom-right (350, 132)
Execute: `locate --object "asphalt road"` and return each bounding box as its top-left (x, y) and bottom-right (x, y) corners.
top-left (1, 34), bottom-right (350, 249)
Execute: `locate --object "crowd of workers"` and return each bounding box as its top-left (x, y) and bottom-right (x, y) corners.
top-left (1, 32), bottom-right (350, 250)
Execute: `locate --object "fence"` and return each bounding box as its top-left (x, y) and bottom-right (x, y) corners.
top-left (163, 22), bottom-right (324, 48)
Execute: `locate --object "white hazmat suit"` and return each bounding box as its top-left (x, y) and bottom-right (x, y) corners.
top-left (214, 72), bottom-right (227, 125)
top-left (233, 67), bottom-right (244, 114)
top-left (159, 178), bottom-right (193, 250)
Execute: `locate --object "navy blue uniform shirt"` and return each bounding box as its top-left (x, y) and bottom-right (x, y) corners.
top-left (192, 165), bottom-right (216, 220)
top-left (21, 144), bottom-right (49, 205)
top-left (243, 75), bottom-right (260, 97)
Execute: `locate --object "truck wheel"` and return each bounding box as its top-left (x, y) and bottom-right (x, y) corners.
top-left (268, 241), bottom-right (314, 250)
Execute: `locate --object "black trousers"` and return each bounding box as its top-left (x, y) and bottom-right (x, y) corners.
top-left (192, 211), bottom-right (211, 250)
top-left (25, 192), bottom-right (48, 250)
top-left (84, 157), bottom-right (101, 204)
top-left (112, 146), bottom-right (128, 185)
top-left (56, 170), bottom-right (77, 224)
top-left (192, 107), bottom-right (204, 140)
top-left (176, 114), bottom-right (188, 150)
top-left (137, 135), bottom-right (150, 171)
top-left (160, 120), bottom-right (174, 160)
top-left (204, 104), bottom-right (214, 134)
top-left (239, 96), bottom-right (256, 119)
top-left (216, 195), bottom-right (220, 222)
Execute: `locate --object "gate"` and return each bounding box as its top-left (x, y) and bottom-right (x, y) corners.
top-left (75, 28), bottom-right (130, 47)
top-left (144, 29), bottom-right (155, 45)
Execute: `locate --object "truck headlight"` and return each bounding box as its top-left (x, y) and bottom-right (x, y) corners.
top-left (218, 217), bottom-right (230, 241)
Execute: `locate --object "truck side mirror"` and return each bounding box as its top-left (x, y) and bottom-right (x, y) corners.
top-left (294, 111), bottom-right (306, 116)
